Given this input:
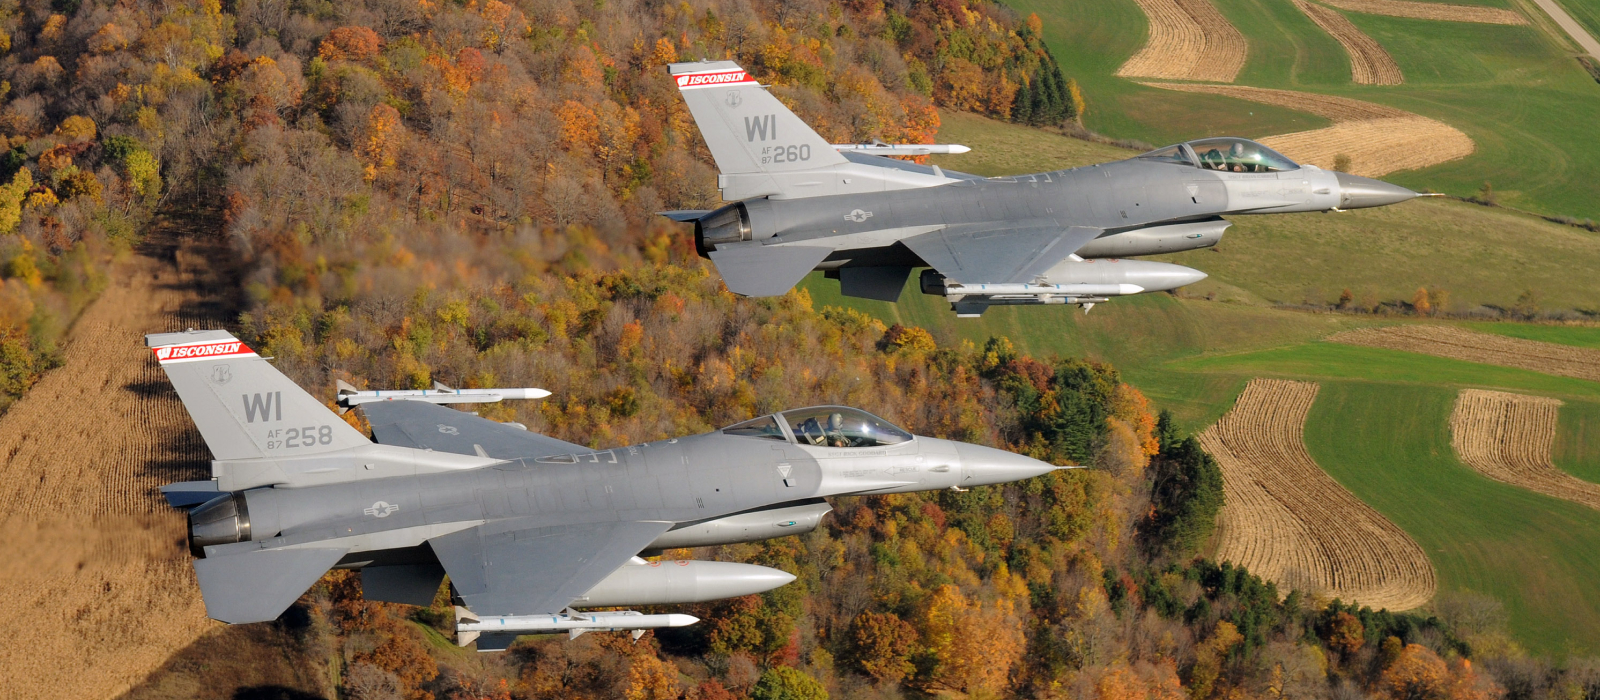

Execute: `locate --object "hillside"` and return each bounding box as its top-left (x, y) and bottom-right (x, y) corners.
top-left (0, 0), bottom-right (1595, 697)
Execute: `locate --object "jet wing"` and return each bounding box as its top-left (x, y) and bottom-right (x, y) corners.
top-left (902, 224), bottom-right (1103, 284)
top-left (363, 400), bottom-right (587, 460)
top-left (429, 519), bottom-right (673, 616)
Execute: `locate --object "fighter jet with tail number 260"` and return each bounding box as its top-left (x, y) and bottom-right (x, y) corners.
top-left (662, 61), bottom-right (1426, 316)
top-left (149, 329), bottom-right (1063, 650)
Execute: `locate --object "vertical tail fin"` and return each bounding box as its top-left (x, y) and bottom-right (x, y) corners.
top-left (146, 330), bottom-right (369, 461)
top-left (668, 61), bottom-right (954, 201)
top-left (669, 61), bottom-right (847, 199)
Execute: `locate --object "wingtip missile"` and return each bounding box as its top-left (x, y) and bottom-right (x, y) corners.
top-left (336, 385), bottom-right (553, 407)
top-left (832, 142), bottom-right (966, 154)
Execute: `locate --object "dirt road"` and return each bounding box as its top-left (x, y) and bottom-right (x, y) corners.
top-left (1529, 0), bottom-right (1600, 57)
top-left (0, 221), bottom-right (234, 699)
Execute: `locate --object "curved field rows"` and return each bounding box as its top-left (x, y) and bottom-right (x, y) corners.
top-left (1295, 0), bottom-right (1404, 85)
top-left (1330, 326), bottom-right (1600, 382)
top-left (1451, 389), bottom-right (1600, 509)
top-left (1139, 82), bottom-right (1474, 176)
top-left (0, 237), bottom-right (217, 700)
top-left (1202, 379), bottom-right (1436, 610)
top-left (1117, 0), bottom-right (1248, 82)
top-left (1320, 0), bottom-right (1526, 24)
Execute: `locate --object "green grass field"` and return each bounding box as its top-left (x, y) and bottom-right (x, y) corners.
top-left (1305, 382), bottom-right (1600, 657)
top-left (1171, 342), bottom-right (1600, 401)
top-left (1556, 399), bottom-right (1600, 482)
top-left (1465, 321), bottom-right (1600, 347)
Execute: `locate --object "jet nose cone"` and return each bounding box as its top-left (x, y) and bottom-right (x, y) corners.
top-left (953, 442), bottom-right (1061, 487)
top-left (1334, 171), bottom-right (1417, 209)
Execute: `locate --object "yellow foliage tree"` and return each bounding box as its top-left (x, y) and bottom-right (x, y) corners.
top-left (624, 651), bottom-right (682, 700)
top-left (1187, 621), bottom-right (1245, 699)
top-left (363, 103), bottom-right (404, 179)
top-left (1380, 644), bottom-right (1448, 700)
top-left (1412, 287), bottom-right (1432, 316)
top-left (54, 115), bottom-right (96, 141)
top-left (0, 167), bottom-right (33, 233)
top-left (1097, 663), bottom-right (1186, 700)
top-left (649, 36), bottom-right (678, 66)
top-left (922, 584), bottom-right (1025, 694)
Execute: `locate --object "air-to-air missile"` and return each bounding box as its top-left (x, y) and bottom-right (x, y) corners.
top-left (661, 61), bottom-right (1427, 316)
top-left (149, 329), bottom-right (1066, 650)
top-left (334, 379), bottom-right (552, 408)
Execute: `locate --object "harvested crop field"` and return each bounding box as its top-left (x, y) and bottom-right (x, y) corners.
top-left (1295, 0), bottom-right (1404, 84)
top-left (0, 230), bottom-right (224, 700)
top-left (1117, 0), bottom-right (1248, 82)
top-left (1320, 0), bottom-right (1526, 24)
top-left (1201, 379), bottom-right (1436, 610)
top-left (1139, 82), bottom-right (1474, 176)
top-left (1451, 389), bottom-right (1600, 510)
top-left (1329, 325), bottom-right (1600, 382)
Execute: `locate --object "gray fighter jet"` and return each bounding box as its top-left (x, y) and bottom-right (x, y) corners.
top-left (148, 330), bottom-right (1061, 649)
top-left (663, 61), bottom-right (1422, 316)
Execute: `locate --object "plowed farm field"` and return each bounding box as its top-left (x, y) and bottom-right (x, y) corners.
top-left (1295, 0), bottom-right (1404, 84)
top-left (0, 230), bottom-right (223, 700)
top-left (1139, 82), bottom-right (1474, 176)
top-left (1201, 379), bottom-right (1436, 610)
top-left (1117, 0), bottom-right (1249, 82)
top-left (1320, 0), bottom-right (1527, 24)
top-left (1451, 389), bottom-right (1600, 510)
top-left (1330, 325), bottom-right (1600, 382)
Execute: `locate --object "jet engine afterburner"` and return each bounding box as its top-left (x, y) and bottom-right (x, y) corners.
top-left (694, 198), bottom-right (777, 256)
top-left (188, 492), bottom-right (251, 557)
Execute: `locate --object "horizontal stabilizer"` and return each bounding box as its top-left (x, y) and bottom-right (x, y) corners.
top-left (708, 243), bottom-right (832, 297)
top-left (160, 480), bottom-right (221, 508)
top-left (658, 210), bottom-right (711, 222)
top-left (193, 547), bottom-right (347, 623)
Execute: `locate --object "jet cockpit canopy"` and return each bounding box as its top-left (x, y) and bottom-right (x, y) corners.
top-left (722, 406), bottom-right (913, 448)
top-left (1137, 138), bottom-right (1299, 173)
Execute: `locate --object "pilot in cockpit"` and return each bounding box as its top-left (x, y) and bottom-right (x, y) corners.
top-left (826, 412), bottom-right (852, 447)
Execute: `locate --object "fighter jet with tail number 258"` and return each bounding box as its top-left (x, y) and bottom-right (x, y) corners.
top-left (149, 329), bottom-right (1063, 650)
top-left (662, 61), bottom-right (1426, 316)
